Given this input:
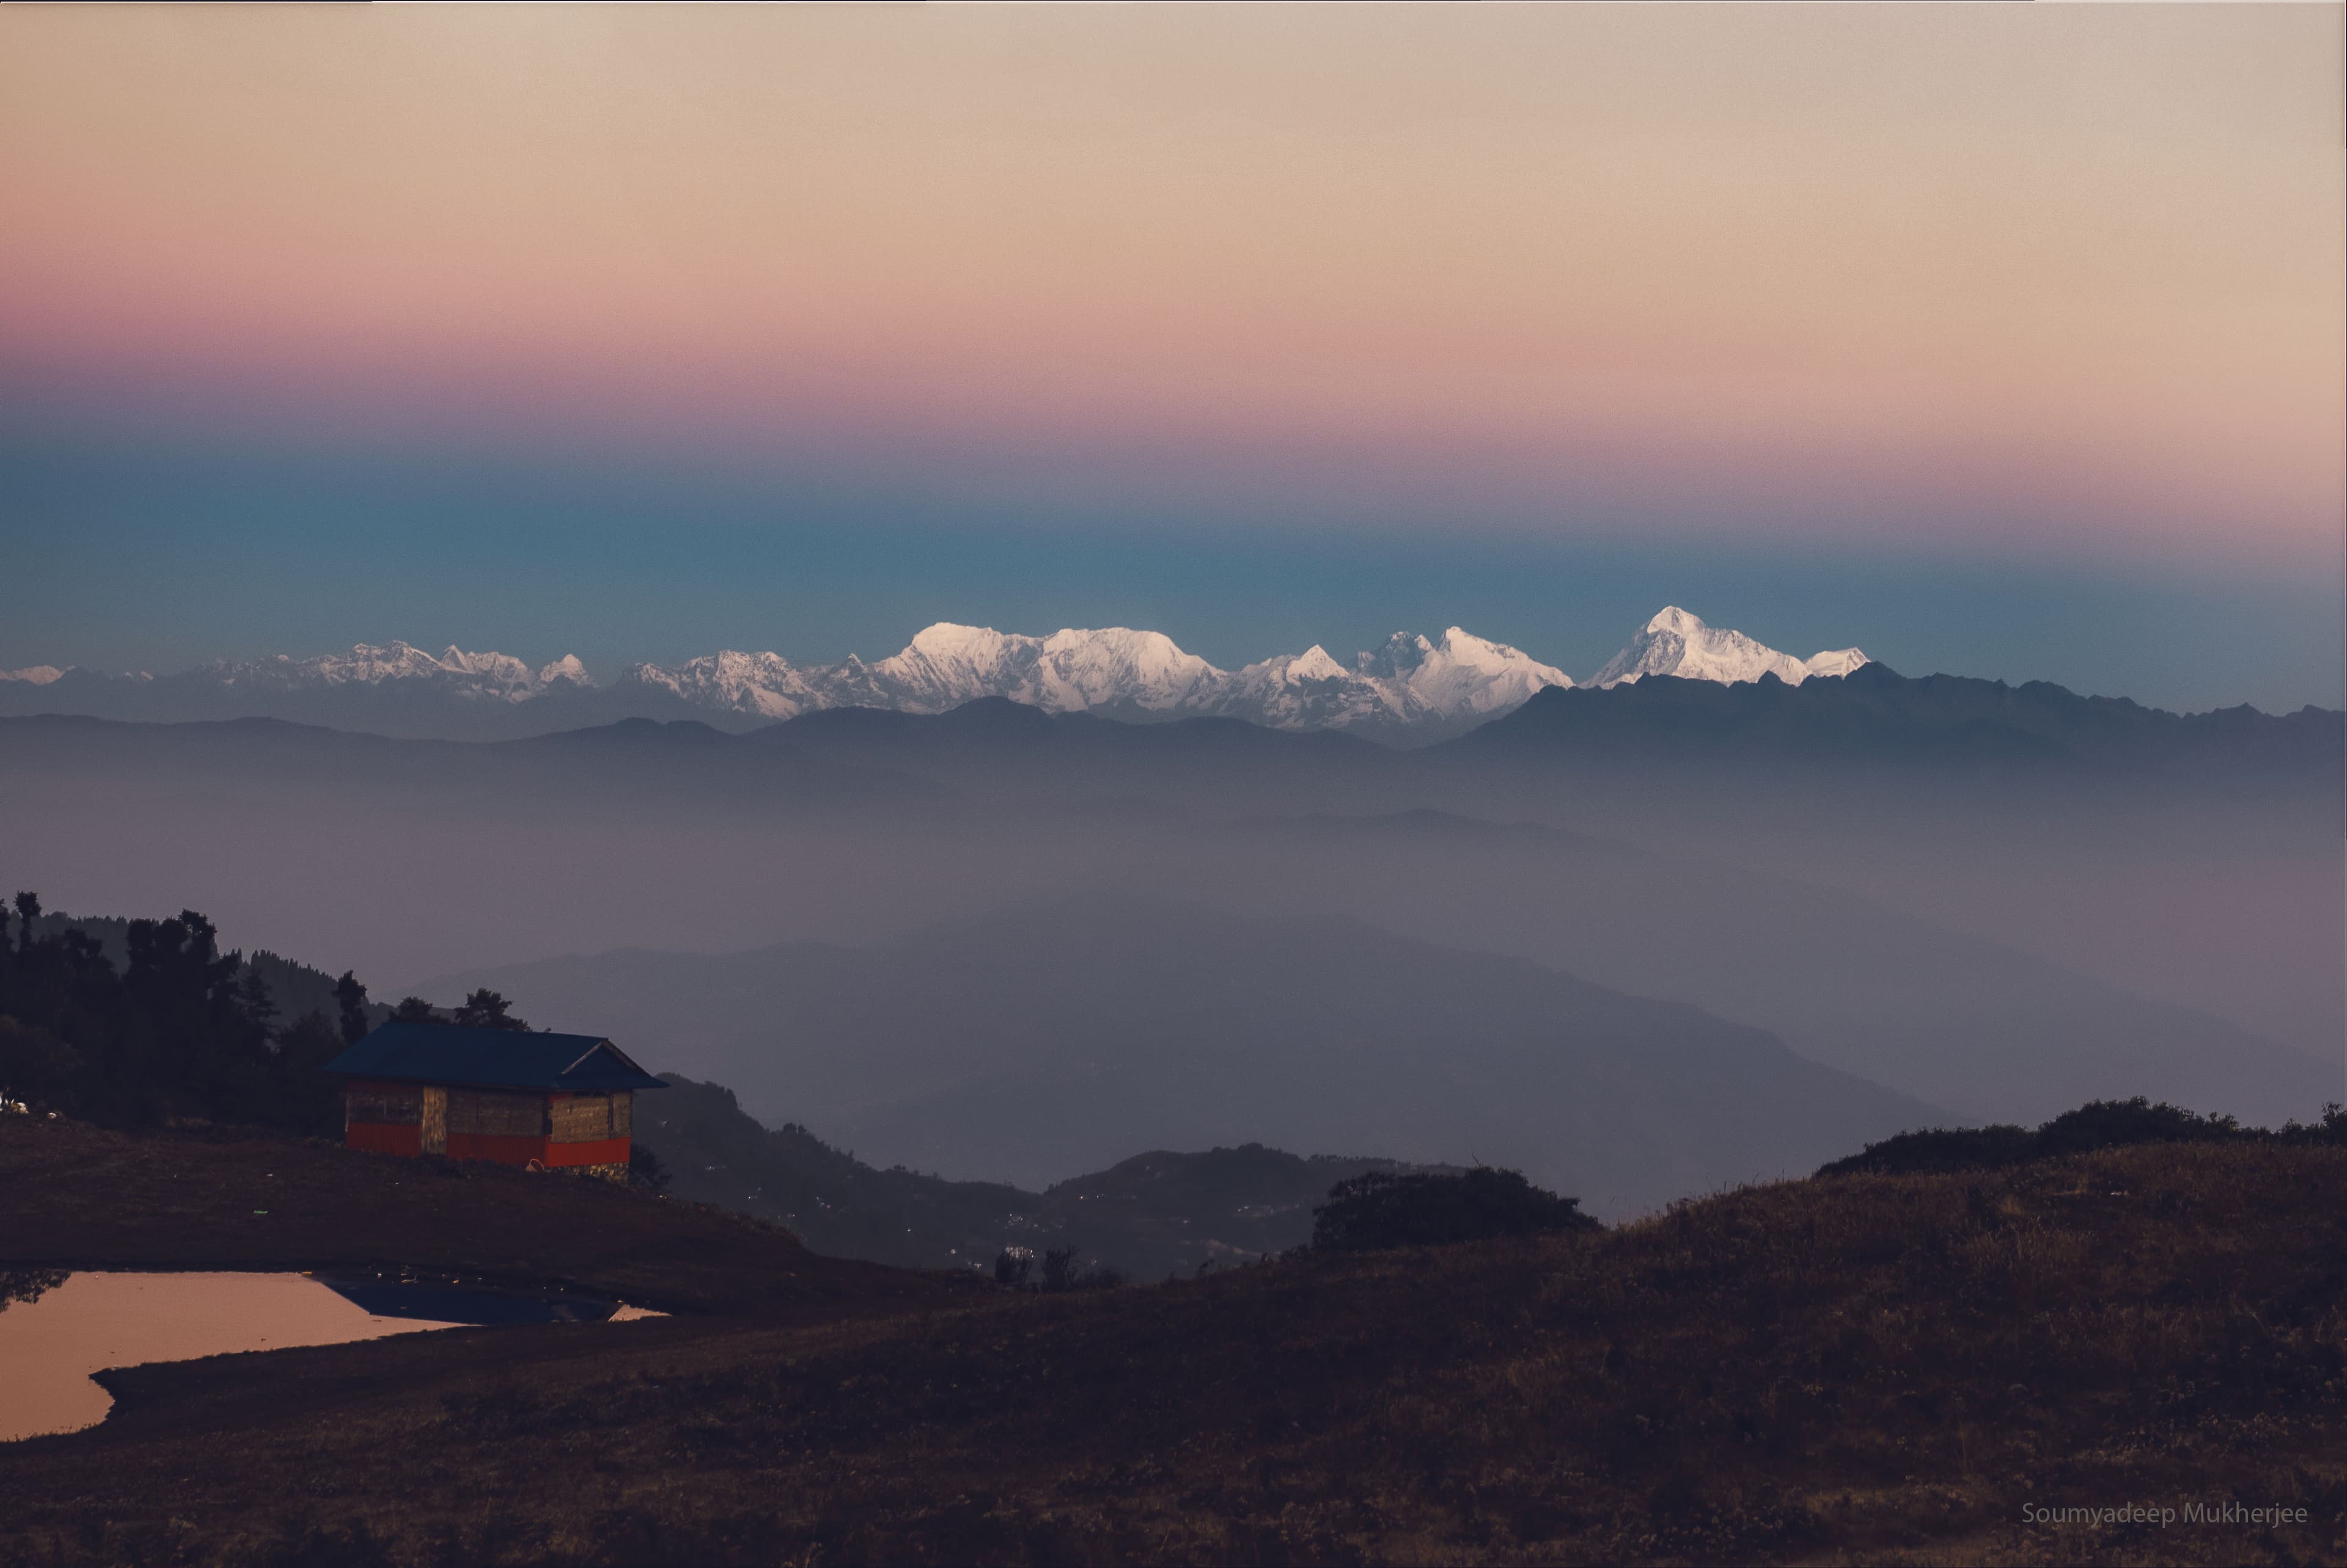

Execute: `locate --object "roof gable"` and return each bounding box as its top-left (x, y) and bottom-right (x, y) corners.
top-left (321, 1022), bottom-right (668, 1093)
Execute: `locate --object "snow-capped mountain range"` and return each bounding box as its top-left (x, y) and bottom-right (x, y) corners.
top-left (1592, 607), bottom-right (1869, 689)
top-left (0, 609), bottom-right (1865, 739)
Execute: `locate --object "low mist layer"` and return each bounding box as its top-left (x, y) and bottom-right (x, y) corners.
top-left (1, 669), bottom-right (2334, 1215)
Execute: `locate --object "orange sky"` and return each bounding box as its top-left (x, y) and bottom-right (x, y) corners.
top-left (2, 3), bottom-right (2340, 566)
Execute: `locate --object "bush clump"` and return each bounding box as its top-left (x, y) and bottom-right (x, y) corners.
top-left (1310, 1168), bottom-right (1600, 1253)
top-left (1820, 1096), bottom-right (2346, 1178)
top-left (991, 1245), bottom-right (1123, 1292)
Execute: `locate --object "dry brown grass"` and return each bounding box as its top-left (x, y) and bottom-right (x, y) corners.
top-left (0, 1113), bottom-right (950, 1317)
top-left (1, 1140), bottom-right (2341, 1565)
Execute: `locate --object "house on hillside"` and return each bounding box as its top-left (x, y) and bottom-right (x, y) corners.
top-left (320, 1022), bottom-right (666, 1180)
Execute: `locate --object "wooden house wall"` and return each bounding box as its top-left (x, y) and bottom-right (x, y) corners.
top-left (341, 1082), bottom-right (636, 1172)
top-left (345, 1082), bottom-right (425, 1157)
top-left (344, 1083), bottom-right (422, 1127)
top-left (449, 1090), bottom-right (547, 1137)
top-left (547, 1091), bottom-right (632, 1172)
top-left (549, 1091), bottom-right (633, 1143)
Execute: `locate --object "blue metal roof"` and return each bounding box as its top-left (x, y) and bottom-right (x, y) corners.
top-left (320, 1022), bottom-right (668, 1093)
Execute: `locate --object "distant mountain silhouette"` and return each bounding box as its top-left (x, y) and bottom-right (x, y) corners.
top-left (0, 617), bottom-right (1576, 741)
top-left (424, 895), bottom-right (1943, 1217)
top-left (8, 661), bottom-right (2332, 803)
top-left (1460, 663), bottom-right (2343, 780)
top-left (1216, 810), bottom-right (2340, 1125)
top-left (640, 1074), bottom-right (1469, 1278)
top-left (6, 705), bottom-right (2335, 1105)
top-left (8, 621), bottom-right (2334, 772)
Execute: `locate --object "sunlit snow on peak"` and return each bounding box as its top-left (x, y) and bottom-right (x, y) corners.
top-left (9, 608), bottom-right (1868, 734)
top-left (1593, 608), bottom-right (1868, 689)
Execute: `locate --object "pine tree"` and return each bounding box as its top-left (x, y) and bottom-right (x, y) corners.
top-left (333, 970), bottom-right (371, 1045)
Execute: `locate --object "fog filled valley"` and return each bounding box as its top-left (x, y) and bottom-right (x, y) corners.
top-left (10, 2), bottom-right (2344, 1554)
top-left (2, 662), bottom-right (2337, 1225)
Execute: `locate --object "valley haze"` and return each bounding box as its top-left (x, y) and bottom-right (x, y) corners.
top-left (2, 610), bottom-right (2335, 1217)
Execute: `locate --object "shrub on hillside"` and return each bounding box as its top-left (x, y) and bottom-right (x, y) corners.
top-left (2033, 1097), bottom-right (2239, 1155)
top-left (2283, 1103), bottom-right (2347, 1145)
top-left (1818, 1095), bottom-right (2340, 1178)
top-left (992, 1245), bottom-right (1122, 1291)
top-left (1310, 1168), bottom-right (1599, 1253)
top-left (1812, 1124), bottom-right (2037, 1178)
top-left (1040, 1245), bottom-right (1125, 1291)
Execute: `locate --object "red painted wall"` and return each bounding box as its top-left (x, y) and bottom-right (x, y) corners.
top-left (345, 1087), bottom-right (630, 1170)
top-left (543, 1136), bottom-right (630, 1168)
top-left (345, 1122), bottom-right (422, 1158)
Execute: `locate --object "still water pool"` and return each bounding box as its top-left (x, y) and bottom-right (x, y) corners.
top-left (0, 1270), bottom-right (658, 1442)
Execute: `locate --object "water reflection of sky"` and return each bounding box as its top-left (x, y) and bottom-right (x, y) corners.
top-left (0, 1272), bottom-right (656, 1442)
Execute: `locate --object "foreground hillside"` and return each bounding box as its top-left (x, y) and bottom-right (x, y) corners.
top-left (2, 1138), bottom-right (2340, 1566)
top-left (0, 1116), bottom-right (946, 1318)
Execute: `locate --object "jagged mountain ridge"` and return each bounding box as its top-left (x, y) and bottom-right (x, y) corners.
top-left (1593, 607), bottom-right (1866, 687)
top-left (638, 1073), bottom-right (1472, 1278)
top-left (0, 610), bottom-right (1858, 739)
top-left (1463, 659), bottom-right (2346, 775)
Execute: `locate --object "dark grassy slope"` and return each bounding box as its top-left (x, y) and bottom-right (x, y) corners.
top-left (2, 1141), bottom-right (2341, 1567)
top-left (0, 1115), bottom-right (949, 1317)
top-left (640, 1074), bottom-right (1466, 1277)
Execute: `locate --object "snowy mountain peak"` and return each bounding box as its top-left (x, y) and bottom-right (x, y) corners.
top-left (869, 624), bottom-right (1043, 713)
top-left (186, 641), bottom-right (605, 703)
top-left (1218, 643), bottom-right (1406, 731)
top-left (1802, 647), bottom-right (1870, 680)
top-left (432, 646), bottom-right (542, 693)
top-left (1359, 632), bottom-right (1436, 673)
top-left (3, 609), bottom-right (1869, 735)
top-left (1593, 608), bottom-right (1868, 689)
top-left (902, 621), bottom-right (1028, 664)
top-left (620, 650), bottom-right (820, 719)
top-left (1032, 627), bottom-right (1225, 712)
top-left (1281, 646), bottom-right (1350, 684)
top-left (1360, 627), bottom-right (1575, 716)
